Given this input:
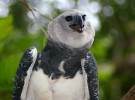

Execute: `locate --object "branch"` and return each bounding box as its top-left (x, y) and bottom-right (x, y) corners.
top-left (33, 8), bottom-right (53, 21)
top-left (121, 85), bottom-right (135, 100)
top-left (23, 0), bottom-right (48, 38)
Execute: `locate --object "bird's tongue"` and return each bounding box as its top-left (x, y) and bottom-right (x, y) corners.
top-left (70, 24), bottom-right (82, 31)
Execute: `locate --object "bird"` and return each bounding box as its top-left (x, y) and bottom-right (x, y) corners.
top-left (13, 9), bottom-right (99, 100)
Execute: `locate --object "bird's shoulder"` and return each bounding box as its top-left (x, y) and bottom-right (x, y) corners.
top-left (84, 52), bottom-right (97, 67)
top-left (13, 47), bottom-right (37, 100)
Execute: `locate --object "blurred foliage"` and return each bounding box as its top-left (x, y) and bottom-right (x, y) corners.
top-left (0, 0), bottom-right (135, 100)
top-left (10, 2), bottom-right (30, 32)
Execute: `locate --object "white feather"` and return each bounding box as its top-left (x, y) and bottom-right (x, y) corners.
top-left (59, 61), bottom-right (65, 73)
top-left (81, 59), bottom-right (90, 100)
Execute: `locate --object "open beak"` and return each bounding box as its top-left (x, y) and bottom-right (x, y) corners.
top-left (69, 24), bottom-right (83, 32)
top-left (69, 15), bottom-right (84, 33)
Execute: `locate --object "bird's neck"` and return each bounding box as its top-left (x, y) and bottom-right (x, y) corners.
top-left (43, 39), bottom-right (90, 59)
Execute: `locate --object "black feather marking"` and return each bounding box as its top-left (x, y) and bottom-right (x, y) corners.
top-left (33, 39), bottom-right (91, 79)
top-left (13, 47), bottom-right (36, 100)
top-left (84, 52), bottom-right (99, 100)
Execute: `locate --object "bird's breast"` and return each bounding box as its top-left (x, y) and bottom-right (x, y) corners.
top-left (26, 68), bottom-right (85, 100)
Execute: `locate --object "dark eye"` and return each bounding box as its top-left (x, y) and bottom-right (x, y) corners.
top-left (82, 15), bottom-right (86, 21)
top-left (65, 16), bottom-right (73, 22)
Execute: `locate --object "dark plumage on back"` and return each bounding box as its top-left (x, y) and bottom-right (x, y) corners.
top-left (13, 47), bottom-right (37, 100)
top-left (84, 52), bottom-right (99, 100)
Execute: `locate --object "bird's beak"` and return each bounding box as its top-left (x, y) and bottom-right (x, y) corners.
top-left (69, 15), bottom-right (84, 33)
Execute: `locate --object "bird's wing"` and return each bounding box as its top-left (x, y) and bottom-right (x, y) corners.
top-left (13, 47), bottom-right (37, 100)
top-left (82, 52), bottom-right (99, 100)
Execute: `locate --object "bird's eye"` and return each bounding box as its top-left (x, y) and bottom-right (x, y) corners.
top-left (82, 15), bottom-right (86, 21)
top-left (65, 16), bottom-right (73, 22)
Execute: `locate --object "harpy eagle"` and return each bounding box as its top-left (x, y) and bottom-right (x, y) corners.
top-left (13, 9), bottom-right (99, 100)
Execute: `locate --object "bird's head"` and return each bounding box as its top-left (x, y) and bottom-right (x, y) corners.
top-left (48, 9), bottom-right (95, 48)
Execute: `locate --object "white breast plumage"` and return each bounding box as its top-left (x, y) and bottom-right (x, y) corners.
top-left (26, 68), bottom-right (85, 100)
